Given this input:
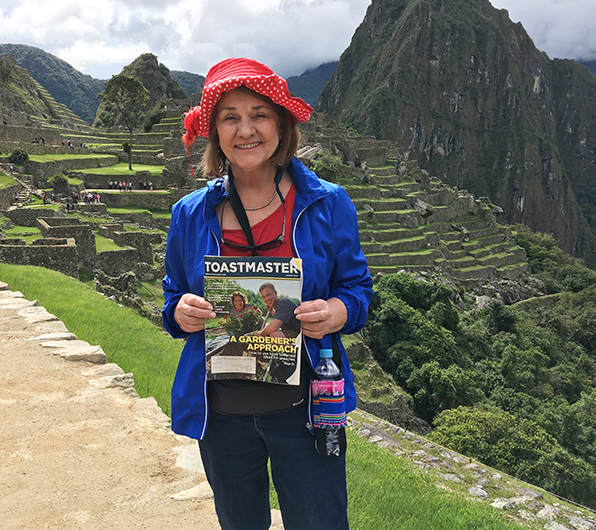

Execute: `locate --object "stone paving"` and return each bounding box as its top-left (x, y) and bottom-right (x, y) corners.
top-left (0, 281), bottom-right (284, 530)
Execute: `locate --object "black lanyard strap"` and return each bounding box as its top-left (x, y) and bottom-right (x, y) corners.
top-left (224, 166), bottom-right (285, 257)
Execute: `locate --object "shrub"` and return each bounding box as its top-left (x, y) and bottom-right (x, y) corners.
top-left (50, 174), bottom-right (68, 188)
top-left (430, 406), bottom-right (596, 507)
top-left (143, 102), bottom-right (166, 133)
top-left (311, 150), bottom-right (342, 183)
top-left (9, 149), bottom-right (28, 165)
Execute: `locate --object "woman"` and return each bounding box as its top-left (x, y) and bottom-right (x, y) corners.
top-left (229, 291), bottom-right (248, 318)
top-left (162, 57), bottom-right (373, 530)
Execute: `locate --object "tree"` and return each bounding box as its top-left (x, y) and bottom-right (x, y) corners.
top-left (99, 74), bottom-right (149, 170)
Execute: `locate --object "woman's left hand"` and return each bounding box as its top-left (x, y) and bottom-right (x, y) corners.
top-left (294, 297), bottom-right (347, 339)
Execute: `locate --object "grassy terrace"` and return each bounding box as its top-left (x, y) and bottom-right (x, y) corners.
top-left (3, 225), bottom-right (42, 243)
top-left (0, 173), bottom-right (16, 189)
top-left (28, 153), bottom-right (116, 162)
top-left (78, 163), bottom-right (164, 176)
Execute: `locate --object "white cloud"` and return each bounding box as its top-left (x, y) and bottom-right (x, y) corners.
top-left (491, 0), bottom-right (596, 61)
top-left (1, 0), bottom-right (594, 81)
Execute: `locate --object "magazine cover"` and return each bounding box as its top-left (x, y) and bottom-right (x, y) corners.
top-left (204, 256), bottom-right (302, 385)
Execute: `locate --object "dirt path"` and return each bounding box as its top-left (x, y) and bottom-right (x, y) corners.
top-left (0, 282), bottom-right (222, 530)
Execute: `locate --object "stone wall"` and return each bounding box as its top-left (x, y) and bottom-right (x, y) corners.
top-left (110, 231), bottom-right (156, 264)
top-left (94, 248), bottom-right (139, 275)
top-left (0, 143), bottom-right (90, 156)
top-left (0, 183), bottom-right (21, 210)
top-left (0, 125), bottom-right (62, 145)
top-left (75, 203), bottom-right (108, 215)
top-left (91, 191), bottom-right (178, 210)
top-left (0, 237), bottom-right (78, 277)
top-left (22, 155), bottom-right (119, 178)
top-left (108, 211), bottom-right (170, 230)
top-left (37, 217), bottom-right (96, 269)
top-left (5, 208), bottom-right (66, 227)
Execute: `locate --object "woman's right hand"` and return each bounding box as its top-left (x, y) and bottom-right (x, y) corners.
top-left (174, 293), bottom-right (216, 333)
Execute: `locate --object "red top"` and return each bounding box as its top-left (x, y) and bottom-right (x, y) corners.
top-left (220, 184), bottom-right (296, 258)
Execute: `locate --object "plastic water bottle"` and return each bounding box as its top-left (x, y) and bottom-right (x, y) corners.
top-left (314, 349), bottom-right (342, 457)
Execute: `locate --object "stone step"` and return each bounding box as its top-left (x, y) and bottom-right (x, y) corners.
top-left (361, 235), bottom-right (429, 254)
top-left (368, 264), bottom-right (435, 276)
top-left (357, 209), bottom-right (419, 224)
top-left (367, 166), bottom-right (396, 177)
top-left (476, 247), bottom-right (527, 267)
top-left (445, 248), bottom-right (469, 260)
top-left (352, 198), bottom-right (408, 211)
top-left (360, 226), bottom-right (426, 242)
top-left (448, 265), bottom-right (495, 279)
top-left (442, 239), bottom-right (463, 251)
top-left (464, 233), bottom-right (507, 247)
top-left (370, 175), bottom-right (405, 185)
top-left (446, 255), bottom-right (478, 269)
top-left (496, 262), bottom-right (530, 280)
top-left (387, 249), bottom-right (440, 266)
top-left (344, 185), bottom-right (383, 199)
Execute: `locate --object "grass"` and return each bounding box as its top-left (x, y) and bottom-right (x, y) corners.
top-left (107, 206), bottom-right (152, 215)
top-left (345, 429), bottom-right (524, 529)
top-left (137, 278), bottom-right (165, 307)
top-left (27, 153), bottom-right (116, 162)
top-left (77, 163), bottom-right (164, 176)
top-left (3, 225), bottom-right (42, 243)
top-left (95, 234), bottom-right (127, 252)
top-left (0, 173), bottom-right (17, 189)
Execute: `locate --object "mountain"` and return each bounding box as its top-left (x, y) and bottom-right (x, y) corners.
top-left (93, 53), bottom-right (188, 128)
top-left (0, 53), bottom-right (88, 129)
top-left (170, 70), bottom-right (204, 99)
top-left (0, 54), bottom-right (55, 123)
top-left (0, 43), bottom-right (105, 125)
top-left (317, 0), bottom-right (596, 266)
top-left (286, 61), bottom-right (338, 106)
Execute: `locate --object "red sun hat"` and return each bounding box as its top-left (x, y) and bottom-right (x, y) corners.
top-left (182, 57), bottom-right (313, 146)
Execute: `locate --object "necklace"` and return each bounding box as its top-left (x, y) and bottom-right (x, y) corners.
top-left (242, 188), bottom-right (277, 211)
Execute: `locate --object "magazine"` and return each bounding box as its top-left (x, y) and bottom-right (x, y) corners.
top-left (204, 256), bottom-right (302, 385)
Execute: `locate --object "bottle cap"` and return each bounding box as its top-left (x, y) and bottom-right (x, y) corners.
top-left (319, 349), bottom-right (333, 358)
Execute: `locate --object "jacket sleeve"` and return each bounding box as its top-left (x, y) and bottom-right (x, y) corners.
top-left (162, 202), bottom-right (191, 339)
top-left (328, 186), bottom-right (374, 334)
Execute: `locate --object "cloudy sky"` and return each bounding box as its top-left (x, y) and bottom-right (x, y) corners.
top-left (0, 0), bottom-right (594, 80)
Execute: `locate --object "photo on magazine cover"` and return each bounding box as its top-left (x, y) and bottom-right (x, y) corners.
top-left (204, 256), bottom-right (302, 385)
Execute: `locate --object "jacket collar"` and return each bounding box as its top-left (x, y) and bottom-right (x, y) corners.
top-left (286, 157), bottom-right (329, 213)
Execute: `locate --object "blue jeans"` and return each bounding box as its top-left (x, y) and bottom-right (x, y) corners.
top-left (198, 405), bottom-right (349, 530)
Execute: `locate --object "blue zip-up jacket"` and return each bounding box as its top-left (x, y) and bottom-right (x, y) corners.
top-left (162, 157), bottom-right (374, 440)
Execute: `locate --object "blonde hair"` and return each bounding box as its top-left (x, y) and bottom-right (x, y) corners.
top-left (200, 86), bottom-right (300, 178)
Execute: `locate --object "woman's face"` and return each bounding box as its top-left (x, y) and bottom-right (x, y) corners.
top-left (232, 295), bottom-right (245, 311)
top-left (215, 88), bottom-right (280, 176)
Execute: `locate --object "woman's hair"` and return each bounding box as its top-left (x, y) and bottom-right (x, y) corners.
top-left (201, 85), bottom-right (301, 178)
top-left (230, 291), bottom-right (247, 308)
